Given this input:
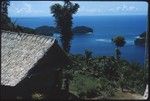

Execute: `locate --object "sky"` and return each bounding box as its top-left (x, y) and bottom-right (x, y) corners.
top-left (8, 1), bottom-right (148, 17)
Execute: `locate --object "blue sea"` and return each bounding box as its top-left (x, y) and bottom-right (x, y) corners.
top-left (11, 15), bottom-right (147, 64)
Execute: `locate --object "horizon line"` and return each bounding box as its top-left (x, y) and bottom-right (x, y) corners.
top-left (9, 14), bottom-right (147, 18)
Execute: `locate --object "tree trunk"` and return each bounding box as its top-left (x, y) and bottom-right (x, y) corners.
top-left (64, 78), bottom-right (69, 92)
top-left (115, 47), bottom-right (121, 60)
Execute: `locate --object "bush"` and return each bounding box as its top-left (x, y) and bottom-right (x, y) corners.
top-left (122, 62), bottom-right (148, 94)
top-left (70, 73), bottom-right (117, 98)
top-left (70, 74), bottom-right (100, 98)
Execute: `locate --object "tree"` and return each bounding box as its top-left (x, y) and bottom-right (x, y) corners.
top-left (112, 36), bottom-right (126, 60)
top-left (1, 0), bottom-right (11, 30)
top-left (84, 49), bottom-right (92, 64)
top-left (1, 0), bottom-right (9, 16)
top-left (50, 1), bottom-right (79, 53)
top-left (50, 1), bottom-right (79, 93)
top-left (112, 36), bottom-right (126, 92)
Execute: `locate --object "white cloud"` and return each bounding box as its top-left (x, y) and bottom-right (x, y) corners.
top-left (78, 6), bottom-right (104, 16)
top-left (11, 2), bottom-right (43, 16)
top-left (108, 4), bottom-right (138, 13)
top-left (77, 3), bottom-right (139, 16)
top-left (14, 2), bottom-right (31, 14)
top-left (80, 8), bottom-right (102, 13)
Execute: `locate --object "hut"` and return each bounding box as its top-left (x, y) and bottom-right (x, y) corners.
top-left (1, 30), bottom-right (71, 99)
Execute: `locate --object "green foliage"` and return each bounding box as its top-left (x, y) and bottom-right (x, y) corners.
top-left (18, 26), bottom-right (35, 34)
top-left (70, 74), bottom-right (117, 98)
top-left (50, 1), bottom-right (79, 53)
top-left (70, 74), bottom-right (100, 98)
top-left (112, 36), bottom-right (126, 48)
top-left (121, 62), bottom-right (148, 94)
top-left (68, 55), bottom-right (119, 98)
top-left (1, 0), bottom-right (12, 30)
top-left (1, 0), bottom-right (10, 16)
top-left (1, 14), bottom-right (12, 30)
top-left (68, 54), bottom-right (147, 98)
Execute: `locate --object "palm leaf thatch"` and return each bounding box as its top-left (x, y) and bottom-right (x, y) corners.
top-left (1, 30), bottom-right (55, 86)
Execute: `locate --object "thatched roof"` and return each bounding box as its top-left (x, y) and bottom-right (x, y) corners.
top-left (1, 30), bottom-right (55, 87)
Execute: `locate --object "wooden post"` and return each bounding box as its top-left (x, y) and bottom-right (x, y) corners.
top-left (143, 84), bottom-right (148, 99)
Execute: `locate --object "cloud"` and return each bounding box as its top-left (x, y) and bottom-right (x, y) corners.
top-left (80, 7), bottom-right (102, 13)
top-left (77, 3), bottom-right (139, 16)
top-left (108, 4), bottom-right (138, 13)
top-left (11, 2), bottom-right (43, 16)
top-left (13, 2), bottom-right (31, 14)
top-left (78, 6), bottom-right (104, 16)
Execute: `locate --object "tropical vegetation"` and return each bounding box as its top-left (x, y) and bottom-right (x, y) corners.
top-left (112, 36), bottom-right (126, 60)
top-left (64, 52), bottom-right (148, 99)
top-left (50, 0), bottom-right (79, 53)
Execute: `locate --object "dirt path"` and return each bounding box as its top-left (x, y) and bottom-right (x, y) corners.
top-left (109, 89), bottom-right (144, 100)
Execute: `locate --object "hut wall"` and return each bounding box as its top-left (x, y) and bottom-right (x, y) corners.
top-left (15, 40), bottom-right (71, 93)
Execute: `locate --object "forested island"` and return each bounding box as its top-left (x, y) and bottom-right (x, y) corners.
top-left (134, 32), bottom-right (146, 46)
top-left (72, 26), bottom-right (93, 34)
top-left (35, 26), bottom-right (58, 36)
top-left (3, 24), bottom-right (93, 36)
top-left (35, 26), bottom-right (93, 35)
top-left (35, 25), bottom-right (93, 35)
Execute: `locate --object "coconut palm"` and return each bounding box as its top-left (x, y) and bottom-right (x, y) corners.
top-left (112, 36), bottom-right (126, 60)
top-left (50, 1), bottom-right (79, 53)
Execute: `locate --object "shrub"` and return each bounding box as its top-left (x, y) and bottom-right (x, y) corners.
top-left (70, 74), bottom-right (117, 98)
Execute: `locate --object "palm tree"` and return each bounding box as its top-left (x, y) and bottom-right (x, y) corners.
top-left (50, 0), bottom-right (79, 92)
top-left (112, 36), bottom-right (126, 60)
top-left (50, 1), bottom-right (79, 53)
top-left (112, 36), bottom-right (126, 92)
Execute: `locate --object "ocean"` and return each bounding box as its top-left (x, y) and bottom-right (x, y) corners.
top-left (11, 15), bottom-right (147, 64)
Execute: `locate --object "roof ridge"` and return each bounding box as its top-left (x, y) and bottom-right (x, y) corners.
top-left (2, 30), bottom-right (55, 43)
